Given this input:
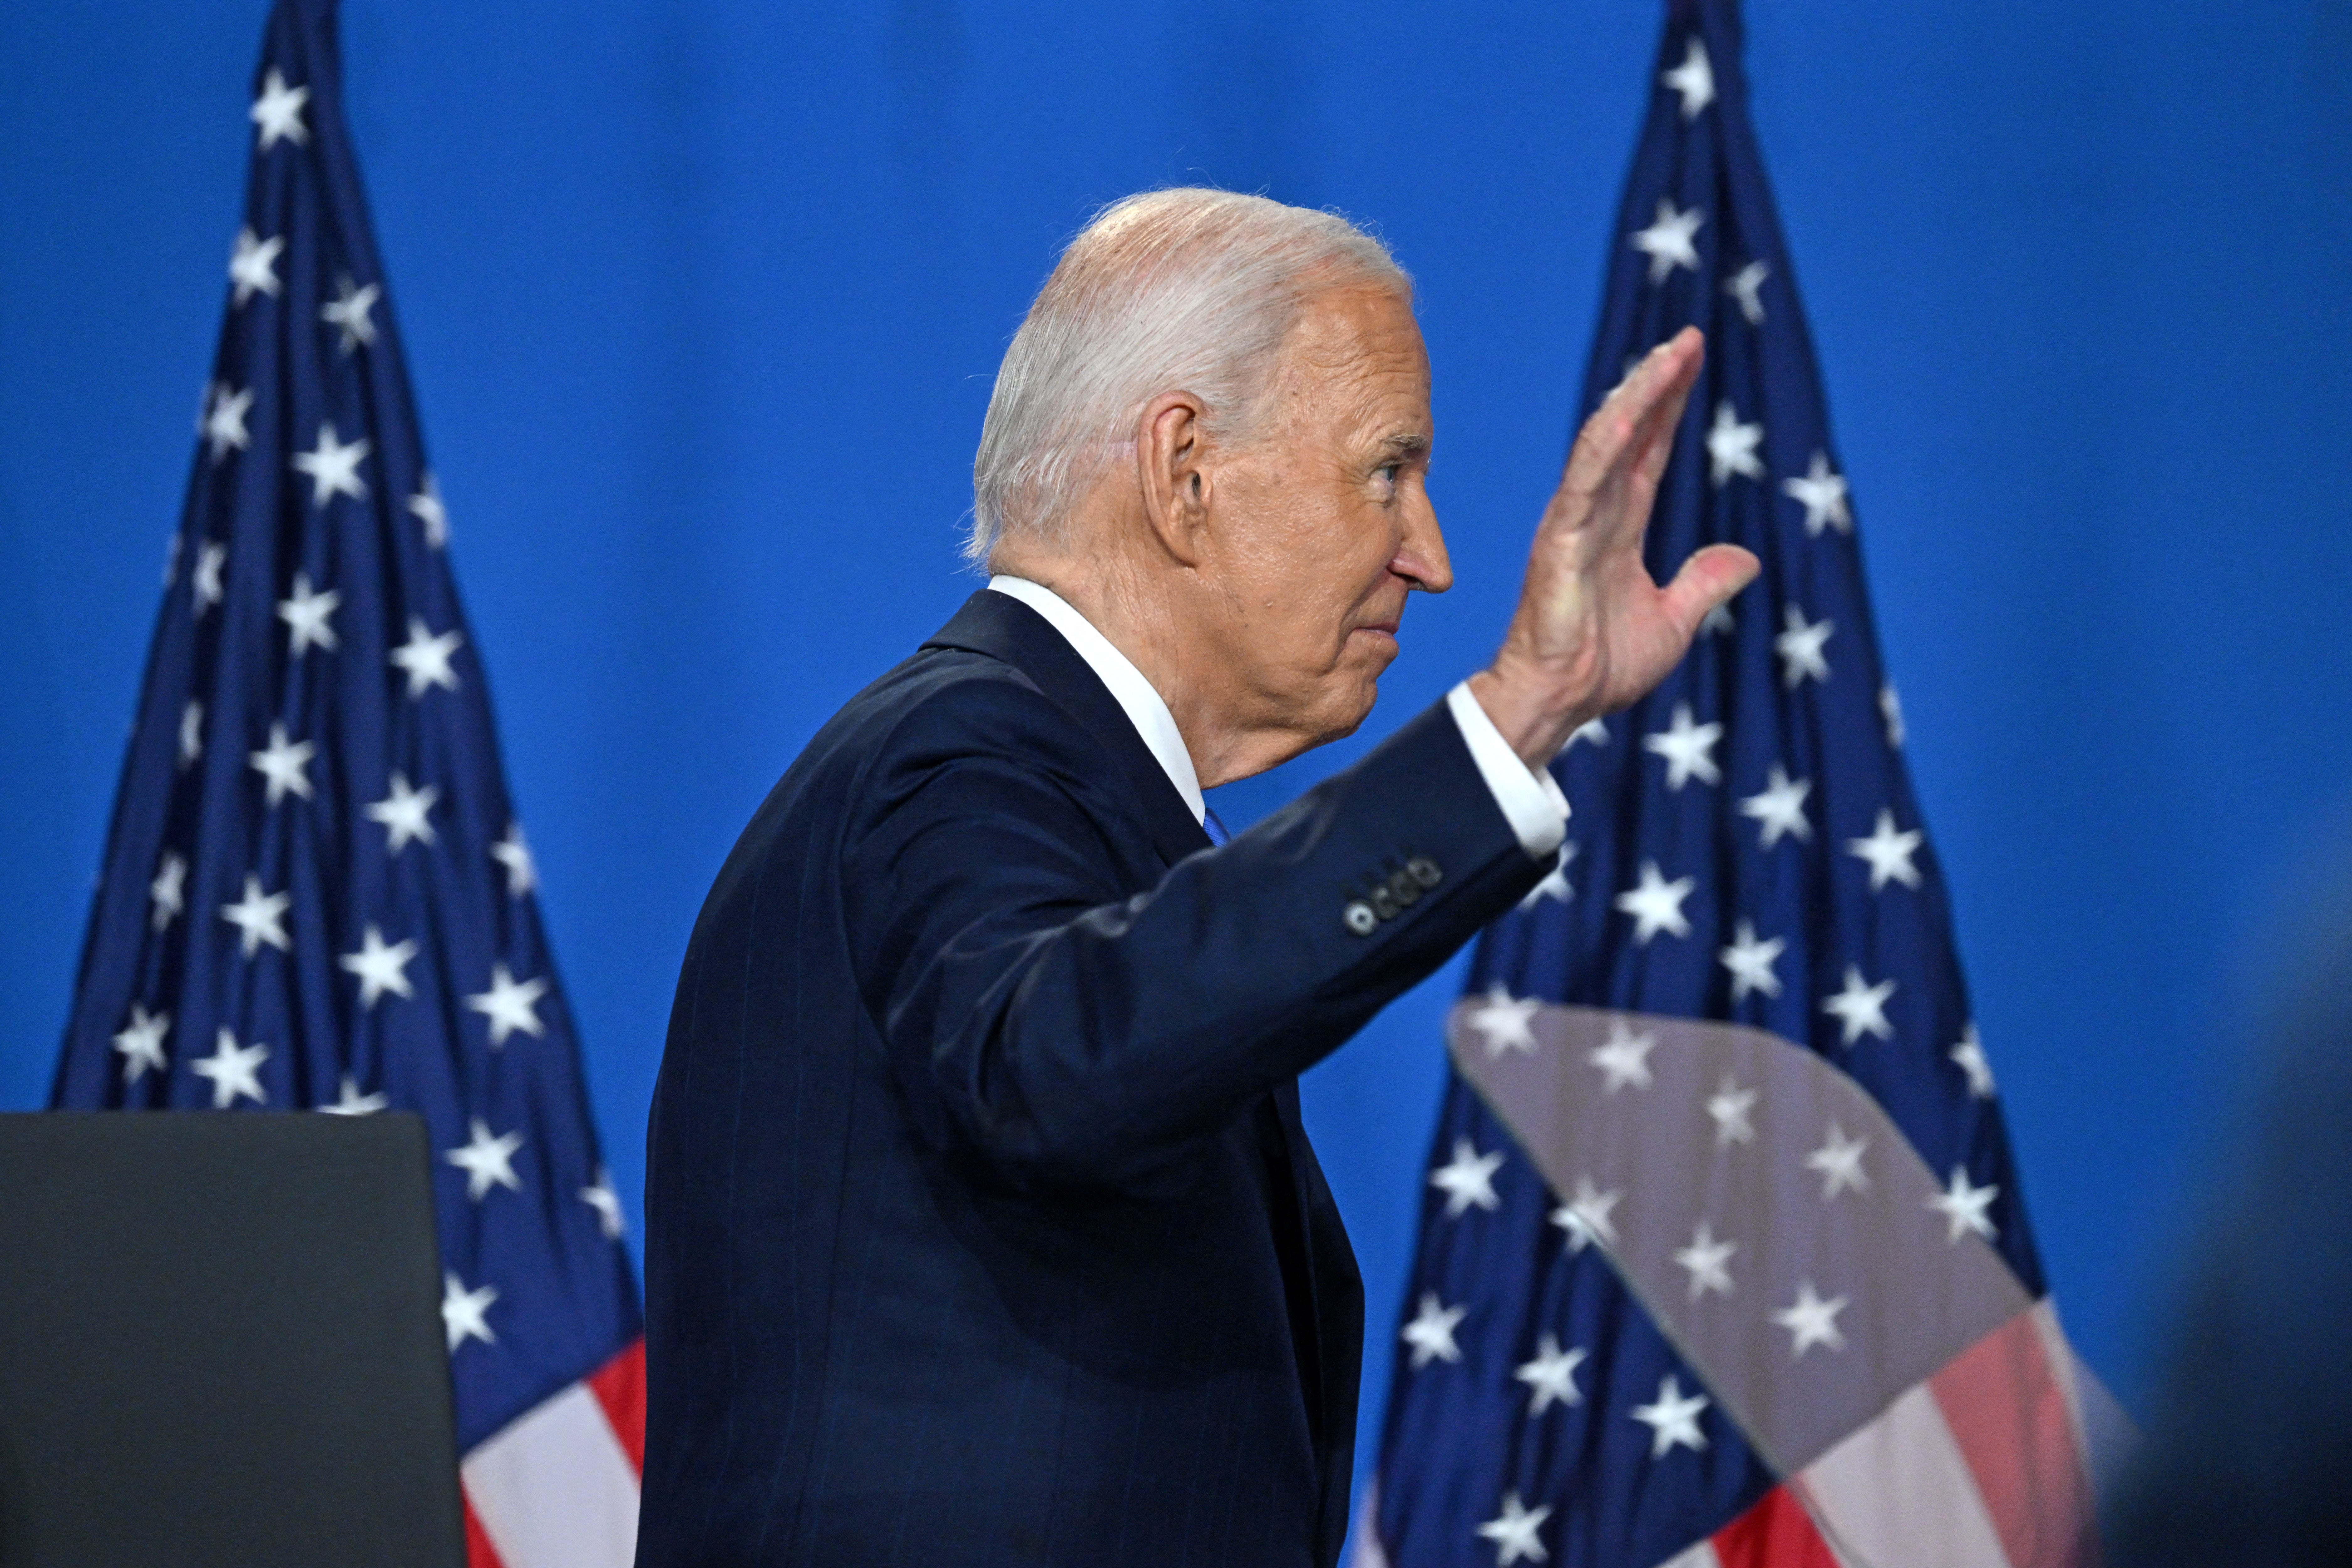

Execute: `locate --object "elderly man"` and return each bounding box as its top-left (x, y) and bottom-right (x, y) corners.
top-left (638, 189), bottom-right (1754, 1567)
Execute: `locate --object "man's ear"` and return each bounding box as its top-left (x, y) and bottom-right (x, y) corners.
top-left (1135, 391), bottom-right (1210, 567)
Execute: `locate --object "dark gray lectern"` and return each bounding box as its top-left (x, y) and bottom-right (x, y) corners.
top-left (0, 1113), bottom-right (464, 1568)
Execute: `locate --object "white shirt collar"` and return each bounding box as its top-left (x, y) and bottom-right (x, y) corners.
top-left (986, 575), bottom-right (1206, 824)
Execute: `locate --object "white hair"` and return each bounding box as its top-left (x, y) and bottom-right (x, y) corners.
top-left (968, 188), bottom-right (1412, 564)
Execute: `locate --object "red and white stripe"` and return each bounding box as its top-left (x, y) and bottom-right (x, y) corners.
top-left (1655, 1302), bottom-right (2098, 1568)
top-left (461, 1338), bottom-right (646, 1568)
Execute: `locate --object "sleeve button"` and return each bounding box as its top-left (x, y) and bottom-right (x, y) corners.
top-left (1369, 886), bottom-right (1398, 920)
top-left (1343, 900), bottom-right (1378, 937)
top-left (1387, 869), bottom-right (1422, 907)
top-left (1407, 856), bottom-right (1442, 888)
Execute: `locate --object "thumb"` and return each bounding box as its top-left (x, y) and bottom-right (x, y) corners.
top-left (1659, 543), bottom-right (1761, 641)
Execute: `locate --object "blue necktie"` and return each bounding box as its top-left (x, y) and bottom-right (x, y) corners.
top-left (1203, 807), bottom-right (1230, 847)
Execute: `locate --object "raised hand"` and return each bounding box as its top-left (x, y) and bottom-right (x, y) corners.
top-left (1468, 328), bottom-right (1759, 767)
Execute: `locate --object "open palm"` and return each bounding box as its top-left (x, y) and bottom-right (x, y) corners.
top-left (1471, 328), bottom-right (1758, 764)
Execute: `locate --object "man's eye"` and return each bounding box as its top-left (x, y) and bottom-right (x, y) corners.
top-left (1374, 464), bottom-right (1400, 492)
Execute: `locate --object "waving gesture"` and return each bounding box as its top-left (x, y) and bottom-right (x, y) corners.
top-left (1469, 328), bottom-right (1759, 766)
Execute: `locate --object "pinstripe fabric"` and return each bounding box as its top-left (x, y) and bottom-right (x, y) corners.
top-left (638, 590), bottom-right (1553, 1566)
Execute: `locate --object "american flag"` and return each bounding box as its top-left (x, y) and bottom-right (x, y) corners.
top-left (1359, 3), bottom-right (2103, 1566)
top-left (49, 3), bottom-right (645, 1563)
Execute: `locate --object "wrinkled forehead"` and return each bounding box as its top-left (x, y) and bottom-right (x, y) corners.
top-left (1268, 284), bottom-right (1432, 444)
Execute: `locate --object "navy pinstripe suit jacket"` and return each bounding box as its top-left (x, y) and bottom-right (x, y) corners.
top-left (638, 590), bottom-right (1550, 1566)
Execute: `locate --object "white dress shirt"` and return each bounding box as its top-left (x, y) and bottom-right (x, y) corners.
top-left (986, 577), bottom-right (1568, 858)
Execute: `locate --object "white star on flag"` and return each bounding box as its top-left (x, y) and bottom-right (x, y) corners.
top-left (1718, 919), bottom-right (1786, 1001)
top-left (1821, 963), bottom-right (1897, 1046)
top-left (276, 570), bottom-right (341, 656)
top-left (1705, 1075), bottom-right (1758, 1149)
top-left (1674, 1220), bottom-right (1737, 1300)
top-left (1587, 1018), bottom-right (1657, 1094)
top-left (1774, 604), bottom-right (1834, 688)
top-left (442, 1271), bottom-right (499, 1352)
top-left (1705, 400), bottom-right (1764, 486)
top-left (1660, 35), bottom-right (1714, 118)
top-left (113, 1004), bottom-right (170, 1083)
top-left (1950, 1023), bottom-right (1998, 1098)
top-left (1550, 1175), bottom-right (1622, 1253)
top-left (1847, 808), bottom-right (1924, 891)
top-left (1614, 860), bottom-right (1695, 944)
top-left (1724, 258), bottom-right (1769, 325)
top-left (408, 474), bottom-right (449, 548)
top-left (339, 923), bottom-right (418, 1008)
top-left (248, 67), bottom-right (310, 150)
top-left (247, 722), bottom-right (316, 807)
top-left (191, 1026), bottom-right (269, 1108)
top-left (1805, 1120), bottom-right (1872, 1200)
top-left (364, 772), bottom-right (440, 854)
top-left (390, 617), bottom-right (464, 699)
top-left (228, 227), bottom-right (283, 306)
top-left (446, 1118), bottom-right (526, 1201)
top-left (1565, 717), bottom-right (1609, 750)
top-left (1477, 1491), bottom-right (1554, 1566)
top-left (1772, 1281), bottom-right (1851, 1358)
top-left (192, 542), bottom-right (227, 616)
top-left (1514, 1333), bottom-right (1588, 1416)
top-left (1630, 198), bottom-right (1704, 284)
top-left (1737, 763), bottom-right (1813, 849)
top-left (149, 850), bottom-right (187, 931)
top-left (1465, 987), bottom-right (1541, 1057)
top-left (467, 962), bottom-right (549, 1047)
top-left (1631, 1374), bottom-right (1710, 1458)
top-left (1643, 701), bottom-right (1722, 790)
top-left (1880, 682), bottom-right (1906, 747)
top-left (1782, 451), bottom-right (1852, 535)
top-left (220, 873), bottom-right (291, 956)
top-left (1518, 841), bottom-right (1576, 909)
top-left (1402, 1292), bottom-right (1467, 1368)
top-left (319, 1074), bottom-right (390, 1116)
top-left (1430, 1137), bottom-right (1505, 1218)
top-left (291, 422), bottom-right (371, 507)
top-left (178, 700), bottom-right (204, 768)
top-left (491, 821), bottom-right (538, 897)
top-left (203, 383), bottom-right (252, 463)
top-left (320, 274), bottom-right (381, 354)
top-left (581, 1168), bottom-right (627, 1239)
top-left (1929, 1166), bottom-right (2001, 1244)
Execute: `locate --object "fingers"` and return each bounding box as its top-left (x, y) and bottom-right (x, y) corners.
top-left (1658, 542), bottom-right (1761, 641)
top-left (1608, 327), bottom-right (1703, 424)
top-left (1558, 328), bottom-right (1706, 504)
top-left (1629, 344), bottom-right (1702, 494)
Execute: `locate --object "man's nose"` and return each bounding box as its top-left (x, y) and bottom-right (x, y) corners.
top-left (1395, 500), bottom-right (1453, 594)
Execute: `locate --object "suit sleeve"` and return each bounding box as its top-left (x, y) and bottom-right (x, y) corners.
top-left (840, 676), bottom-right (1554, 1191)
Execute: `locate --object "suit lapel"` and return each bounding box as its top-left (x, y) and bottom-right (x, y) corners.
top-left (922, 591), bottom-right (1210, 868)
top-left (923, 589), bottom-right (1358, 1534)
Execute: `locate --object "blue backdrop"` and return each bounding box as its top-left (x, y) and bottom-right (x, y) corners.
top-left (5, 0), bottom-right (2349, 1495)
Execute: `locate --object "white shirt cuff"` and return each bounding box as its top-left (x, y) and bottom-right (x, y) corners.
top-left (1445, 681), bottom-right (1570, 859)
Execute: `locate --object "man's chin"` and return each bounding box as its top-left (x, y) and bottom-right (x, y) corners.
top-left (1317, 674), bottom-right (1384, 745)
